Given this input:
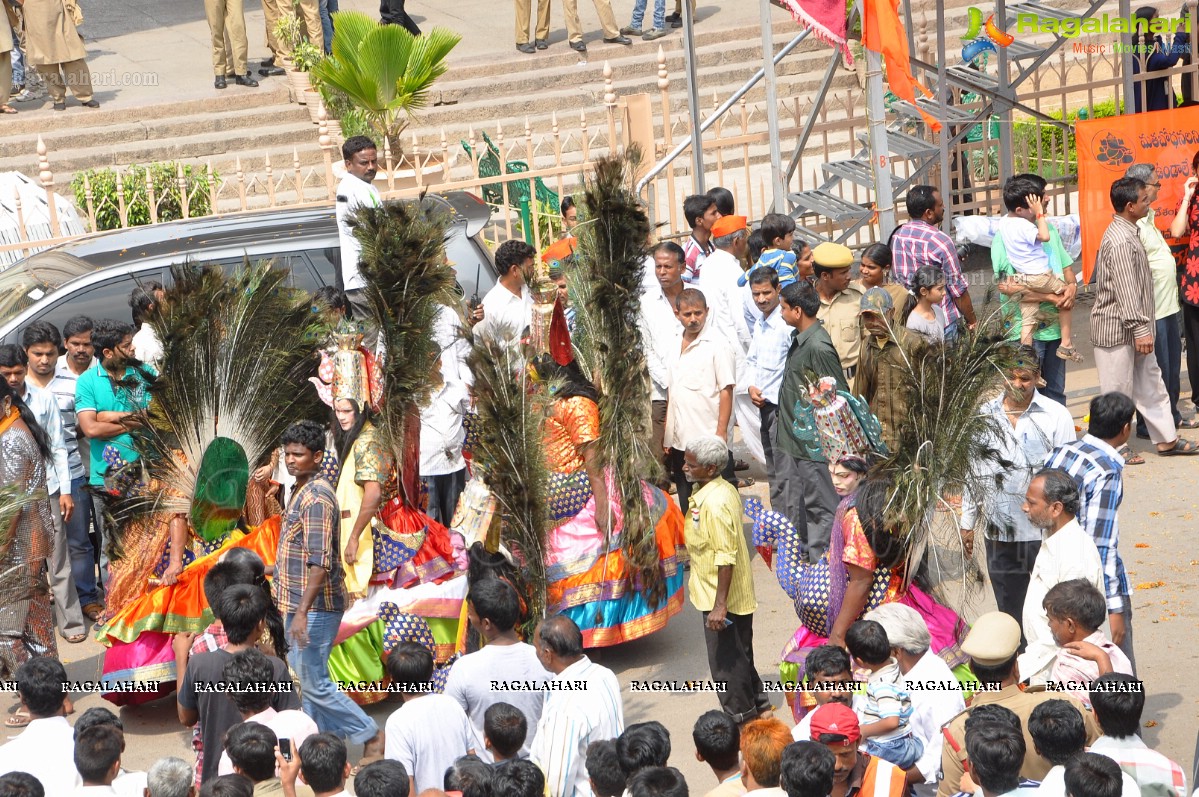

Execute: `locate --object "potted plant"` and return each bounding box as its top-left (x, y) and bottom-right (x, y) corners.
top-left (311, 11), bottom-right (460, 163)
top-left (291, 41), bottom-right (323, 107)
top-left (274, 15), bottom-right (302, 72)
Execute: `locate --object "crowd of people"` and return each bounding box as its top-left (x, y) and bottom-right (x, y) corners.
top-left (0, 135), bottom-right (1189, 797)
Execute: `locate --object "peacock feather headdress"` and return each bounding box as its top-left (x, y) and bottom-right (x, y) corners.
top-left (350, 196), bottom-right (457, 504)
top-left (466, 333), bottom-right (551, 634)
top-left (112, 261), bottom-right (326, 545)
top-left (568, 151), bottom-right (665, 604)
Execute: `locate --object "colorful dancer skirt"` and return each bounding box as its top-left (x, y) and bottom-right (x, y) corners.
top-left (96, 517), bottom-right (282, 706)
top-left (327, 574), bottom-right (469, 706)
top-left (544, 471), bottom-right (686, 648)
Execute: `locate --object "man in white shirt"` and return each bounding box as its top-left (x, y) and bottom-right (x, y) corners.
top-left (664, 290), bottom-right (736, 511)
top-left (335, 136), bottom-right (383, 323)
top-left (383, 641), bottom-right (474, 794)
top-left (1017, 468), bottom-right (1104, 685)
top-left (1089, 673), bottom-right (1188, 797)
top-left (864, 603), bottom-right (966, 797)
top-left (444, 578), bottom-right (551, 763)
top-left (70, 707), bottom-right (149, 797)
top-left (959, 351), bottom-right (1076, 623)
top-left (1027, 700), bottom-right (1139, 797)
top-left (0, 658), bottom-right (80, 795)
top-left (530, 615), bottom-right (624, 797)
top-left (639, 242), bottom-right (685, 486)
top-left (698, 214), bottom-right (763, 466)
top-left (0, 343), bottom-right (86, 643)
top-left (744, 267), bottom-right (789, 511)
top-left (477, 239), bottom-right (536, 346)
top-left (73, 724), bottom-right (124, 796)
top-left (35, 317), bottom-right (103, 620)
top-left (128, 282), bottom-right (165, 370)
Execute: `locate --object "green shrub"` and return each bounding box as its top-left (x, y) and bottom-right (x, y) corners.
top-left (1012, 98), bottom-right (1123, 178)
top-left (71, 163), bottom-right (218, 232)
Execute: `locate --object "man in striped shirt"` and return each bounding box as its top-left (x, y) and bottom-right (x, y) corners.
top-left (889, 186), bottom-right (976, 335)
top-left (1090, 176), bottom-right (1199, 457)
top-left (1090, 673), bottom-right (1188, 797)
top-left (530, 615), bottom-right (624, 797)
top-left (1044, 392), bottom-right (1137, 671)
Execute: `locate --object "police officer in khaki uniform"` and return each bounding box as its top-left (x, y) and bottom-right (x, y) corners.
top-left (937, 612), bottom-right (1101, 797)
top-left (203, 0), bottom-right (258, 89)
top-left (812, 242), bottom-right (864, 383)
top-left (514, 0), bottom-right (552, 53)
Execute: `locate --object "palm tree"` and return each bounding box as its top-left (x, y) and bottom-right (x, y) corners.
top-left (312, 11), bottom-right (460, 161)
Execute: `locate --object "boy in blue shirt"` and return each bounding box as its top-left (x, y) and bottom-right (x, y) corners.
top-left (741, 213), bottom-right (799, 287)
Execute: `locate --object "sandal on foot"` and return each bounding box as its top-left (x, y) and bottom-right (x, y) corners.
top-left (5, 710), bottom-right (30, 728)
top-left (734, 459), bottom-right (750, 471)
top-left (0, 105), bottom-right (16, 115)
top-left (1179, 417), bottom-right (1199, 429)
top-left (1056, 345), bottom-right (1084, 363)
top-left (1116, 444), bottom-right (1145, 465)
top-left (63, 632), bottom-right (86, 644)
top-left (734, 477), bottom-right (756, 489)
top-left (1158, 438), bottom-right (1199, 456)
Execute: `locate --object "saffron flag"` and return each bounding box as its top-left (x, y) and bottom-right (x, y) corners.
top-left (862, 0), bottom-right (941, 133)
top-left (781, 0), bottom-right (849, 58)
top-left (1076, 106), bottom-right (1199, 283)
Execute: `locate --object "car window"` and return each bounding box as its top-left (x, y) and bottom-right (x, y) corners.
top-left (18, 271), bottom-right (163, 343)
top-left (206, 252), bottom-right (319, 292)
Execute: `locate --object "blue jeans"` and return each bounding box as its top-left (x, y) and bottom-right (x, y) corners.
top-left (630, 0), bottom-right (665, 30)
top-left (1033, 338), bottom-right (1067, 406)
top-left (65, 477), bottom-right (101, 606)
top-left (285, 610), bottom-right (378, 744)
top-left (1137, 312), bottom-right (1182, 436)
top-left (865, 733), bottom-right (924, 770)
top-left (11, 40), bottom-right (24, 87)
top-left (319, 0), bottom-right (338, 53)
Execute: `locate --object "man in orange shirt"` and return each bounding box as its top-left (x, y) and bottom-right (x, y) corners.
top-left (809, 704), bottom-right (907, 797)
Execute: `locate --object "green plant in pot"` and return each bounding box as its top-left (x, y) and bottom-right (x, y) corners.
top-left (311, 10), bottom-right (460, 162)
top-left (274, 15), bottom-right (303, 68)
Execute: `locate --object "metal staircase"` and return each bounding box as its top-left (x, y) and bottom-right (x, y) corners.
top-left (785, 0), bottom-right (1109, 244)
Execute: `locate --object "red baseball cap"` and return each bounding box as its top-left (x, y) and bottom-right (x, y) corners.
top-left (809, 703), bottom-right (861, 744)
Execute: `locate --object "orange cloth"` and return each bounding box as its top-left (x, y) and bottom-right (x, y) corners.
top-left (544, 396), bottom-right (600, 474)
top-left (98, 517), bottom-right (282, 645)
top-left (862, 0), bottom-right (940, 133)
top-left (710, 215), bottom-right (747, 237)
top-left (542, 236), bottom-right (578, 264)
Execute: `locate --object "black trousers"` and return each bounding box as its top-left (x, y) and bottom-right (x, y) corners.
top-left (423, 469), bottom-right (466, 527)
top-left (703, 610), bottom-right (769, 722)
top-left (1183, 302), bottom-right (1199, 409)
top-left (379, 0), bottom-right (421, 35)
top-left (759, 402), bottom-right (785, 512)
top-left (669, 448), bottom-right (734, 512)
top-left (984, 537), bottom-right (1040, 626)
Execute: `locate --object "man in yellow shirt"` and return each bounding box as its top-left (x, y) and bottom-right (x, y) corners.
top-left (683, 434), bottom-right (769, 724)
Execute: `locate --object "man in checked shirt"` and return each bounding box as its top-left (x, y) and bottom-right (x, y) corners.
top-left (1045, 392), bottom-right (1139, 671)
top-left (889, 186), bottom-right (977, 337)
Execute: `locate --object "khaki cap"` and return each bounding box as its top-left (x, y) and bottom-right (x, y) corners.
top-left (812, 242), bottom-right (854, 268)
top-left (961, 611), bottom-right (1022, 667)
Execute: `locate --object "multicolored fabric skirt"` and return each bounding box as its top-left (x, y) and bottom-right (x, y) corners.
top-left (545, 470), bottom-right (686, 648)
top-left (328, 574), bottom-right (469, 705)
top-left (96, 517), bottom-right (281, 706)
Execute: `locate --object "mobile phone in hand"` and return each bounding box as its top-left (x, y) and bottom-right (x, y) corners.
top-left (279, 738), bottom-right (291, 761)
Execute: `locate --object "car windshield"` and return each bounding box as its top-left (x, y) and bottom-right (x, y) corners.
top-left (0, 250), bottom-right (95, 325)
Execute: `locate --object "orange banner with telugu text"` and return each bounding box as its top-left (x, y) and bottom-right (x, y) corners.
top-left (1076, 106), bottom-right (1199, 283)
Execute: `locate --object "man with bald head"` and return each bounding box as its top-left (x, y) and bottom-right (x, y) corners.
top-left (530, 615), bottom-right (624, 797)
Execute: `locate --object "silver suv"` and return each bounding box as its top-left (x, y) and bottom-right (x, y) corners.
top-left (0, 192), bottom-right (498, 344)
